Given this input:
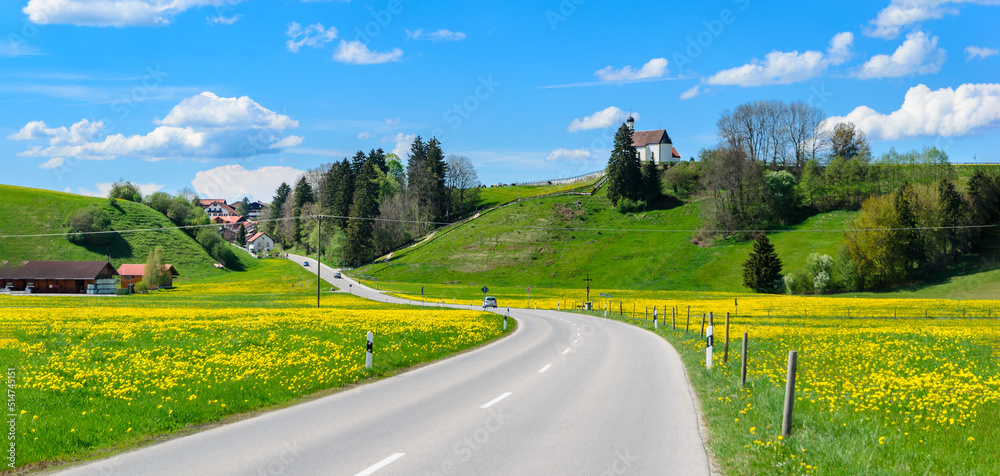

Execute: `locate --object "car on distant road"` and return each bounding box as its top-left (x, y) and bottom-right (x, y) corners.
top-left (302, 261), bottom-right (309, 267)
top-left (482, 296), bottom-right (498, 308)
top-left (334, 272), bottom-right (342, 278)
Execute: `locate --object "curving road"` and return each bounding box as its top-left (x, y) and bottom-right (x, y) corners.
top-left (50, 255), bottom-right (710, 475)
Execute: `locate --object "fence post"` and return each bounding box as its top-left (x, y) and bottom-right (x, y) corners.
top-left (724, 312), bottom-right (731, 363)
top-left (672, 306), bottom-right (676, 330)
top-left (782, 350), bottom-right (797, 437)
top-left (740, 333), bottom-right (748, 387)
top-left (700, 313), bottom-right (706, 338)
top-left (686, 306), bottom-right (690, 333)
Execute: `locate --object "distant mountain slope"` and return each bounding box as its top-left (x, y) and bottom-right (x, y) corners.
top-left (0, 184), bottom-right (255, 280)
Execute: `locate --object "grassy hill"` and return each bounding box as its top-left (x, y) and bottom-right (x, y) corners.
top-left (0, 184), bottom-right (256, 280)
top-left (357, 188), bottom-right (855, 292)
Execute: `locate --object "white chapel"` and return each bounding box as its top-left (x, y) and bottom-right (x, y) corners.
top-left (627, 115), bottom-right (680, 164)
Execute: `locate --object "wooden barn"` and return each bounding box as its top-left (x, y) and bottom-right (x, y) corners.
top-left (0, 261), bottom-right (119, 294)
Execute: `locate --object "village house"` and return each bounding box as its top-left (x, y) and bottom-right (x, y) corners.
top-left (0, 261), bottom-right (119, 294)
top-left (246, 231), bottom-right (274, 254)
top-left (247, 201), bottom-right (267, 220)
top-left (199, 199), bottom-right (239, 219)
top-left (627, 116), bottom-right (681, 165)
top-left (116, 264), bottom-right (180, 290)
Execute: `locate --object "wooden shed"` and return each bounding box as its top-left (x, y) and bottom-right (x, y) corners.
top-left (0, 261), bottom-right (119, 294)
top-left (116, 264), bottom-right (180, 290)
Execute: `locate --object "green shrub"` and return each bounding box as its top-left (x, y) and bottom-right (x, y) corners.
top-left (134, 281), bottom-right (149, 294)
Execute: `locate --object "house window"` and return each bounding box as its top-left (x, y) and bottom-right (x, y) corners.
top-left (26, 281), bottom-right (34, 287)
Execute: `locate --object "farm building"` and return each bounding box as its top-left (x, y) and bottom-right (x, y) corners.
top-left (117, 264), bottom-right (180, 290)
top-left (0, 261), bottom-right (119, 294)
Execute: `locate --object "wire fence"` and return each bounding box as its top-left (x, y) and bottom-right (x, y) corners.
top-left (514, 170), bottom-right (605, 187)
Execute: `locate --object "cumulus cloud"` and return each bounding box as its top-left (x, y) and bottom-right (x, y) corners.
top-left (545, 149), bottom-right (591, 162)
top-left (822, 83), bottom-right (1000, 140)
top-left (10, 92), bottom-right (302, 161)
top-left (865, 0), bottom-right (1000, 39)
top-left (680, 85), bottom-right (702, 100)
top-left (595, 58), bottom-right (668, 82)
top-left (357, 132), bottom-right (375, 139)
top-left (23, 0), bottom-right (246, 27)
top-left (857, 31), bottom-right (946, 79)
top-left (38, 157), bottom-right (65, 169)
top-left (705, 32), bottom-right (853, 86)
top-left (209, 14), bottom-right (240, 25)
top-left (191, 164), bottom-right (306, 202)
top-left (79, 182), bottom-right (163, 197)
top-left (286, 22), bottom-right (337, 52)
top-left (567, 107), bottom-right (637, 132)
top-left (966, 45), bottom-right (999, 60)
top-left (405, 29), bottom-right (466, 42)
top-left (392, 132), bottom-right (416, 157)
top-left (333, 40), bottom-right (403, 64)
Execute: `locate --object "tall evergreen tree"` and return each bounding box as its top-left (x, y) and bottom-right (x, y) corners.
top-left (605, 123), bottom-right (642, 207)
top-left (267, 182), bottom-right (292, 235)
top-left (292, 176), bottom-right (315, 243)
top-left (893, 182), bottom-right (922, 277)
top-left (350, 151), bottom-right (367, 177)
top-left (424, 138), bottom-right (448, 222)
top-left (407, 136), bottom-right (427, 193)
top-left (343, 160), bottom-right (381, 267)
top-left (641, 152), bottom-right (661, 203)
top-left (742, 234), bottom-right (783, 293)
top-left (368, 148), bottom-right (388, 174)
top-left (236, 224), bottom-right (247, 247)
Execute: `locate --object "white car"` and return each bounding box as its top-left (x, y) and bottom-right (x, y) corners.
top-left (334, 272), bottom-right (342, 279)
top-left (482, 296), bottom-right (498, 308)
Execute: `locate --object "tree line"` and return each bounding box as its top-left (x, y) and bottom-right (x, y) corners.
top-left (264, 137), bottom-right (480, 267)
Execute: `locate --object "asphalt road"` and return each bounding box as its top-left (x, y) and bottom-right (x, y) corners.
top-left (51, 255), bottom-right (710, 475)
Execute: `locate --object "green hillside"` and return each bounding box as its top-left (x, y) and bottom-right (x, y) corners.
top-left (357, 189), bottom-right (855, 292)
top-left (0, 184), bottom-right (256, 280)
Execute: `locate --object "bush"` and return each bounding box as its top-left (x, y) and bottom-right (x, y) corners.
top-left (134, 282), bottom-right (149, 294)
top-left (65, 204), bottom-right (114, 246)
top-left (616, 198), bottom-right (647, 214)
top-left (783, 273), bottom-right (811, 295)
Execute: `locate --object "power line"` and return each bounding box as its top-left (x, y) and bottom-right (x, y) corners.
top-left (0, 213), bottom-right (995, 239)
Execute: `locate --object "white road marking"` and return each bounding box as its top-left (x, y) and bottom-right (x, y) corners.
top-left (480, 392), bottom-right (512, 409)
top-left (538, 364), bottom-right (552, 373)
top-left (354, 453), bottom-right (405, 476)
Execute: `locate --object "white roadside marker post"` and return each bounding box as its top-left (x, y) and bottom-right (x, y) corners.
top-left (653, 307), bottom-right (658, 330)
top-left (706, 324), bottom-right (714, 370)
top-left (504, 307), bottom-right (509, 331)
top-left (365, 331), bottom-right (374, 369)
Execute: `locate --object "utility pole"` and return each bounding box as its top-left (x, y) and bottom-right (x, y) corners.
top-left (317, 215), bottom-right (321, 309)
top-left (584, 273), bottom-right (592, 304)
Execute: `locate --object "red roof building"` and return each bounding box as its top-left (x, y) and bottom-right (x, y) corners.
top-left (0, 261), bottom-right (119, 294)
top-left (117, 264), bottom-right (180, 290)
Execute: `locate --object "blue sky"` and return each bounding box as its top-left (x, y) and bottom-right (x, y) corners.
top-left (1, 0), bottom-right (999, 202)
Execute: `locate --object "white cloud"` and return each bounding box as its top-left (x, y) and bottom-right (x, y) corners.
top-left (38, 157), bottom-right (65, 169)
top-left (567, 107), bottom-right (637, 132)
top-left (209, 14), bottom-right (240, 25)
top-left (357, 132), bottom-right (375, 139)
top-left (595, 58), bottom-right (668, 82)
top-left (333, 40), bottom-right (403, 65)
top-left (392, 132), bottom-right (416, 157)
top-left (545, 149), bottom-right (591, 162)
top-left (680, 85), bottom-right (702, 100)
top-left (822, 83), bottom-right (1000, 140)
top-left (79, 182), bottom-right (163, 197)
top-left (191, 164), bottom-right (306, 202)
top-left (966, 45), bottom-right (999, 60)
top-left (23, 0), bottom-right (246, 27)
top-left (405, 29), bottom-right (466, 42)
top-left (865, 0), bottom-right (1000, 39)
top-left (857, 31), bottom-right (946, 79)
top-left (286, 22), bottom-right (337, 53)
top-left (705, 32), bottom-right (853, 86)
top-left (10, 92), bottom-right (302, 161)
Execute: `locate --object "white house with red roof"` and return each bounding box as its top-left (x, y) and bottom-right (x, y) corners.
top-left (246, 231), bottom-right (274, 254)
top-left (199, 199), bottom-right (239, 218)
top-left (627, 116), bottom-right (681, 164)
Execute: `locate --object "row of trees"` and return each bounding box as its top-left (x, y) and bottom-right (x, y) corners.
top-left (265, 138), bottom-right (481, 267)
top-left (716, 100), bottom-right (828, 169)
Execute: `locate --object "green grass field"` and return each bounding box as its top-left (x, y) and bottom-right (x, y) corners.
top-left (473, 175), bottom-right (603, 209)
top-left (357, 189), bottom-right (854, 293)
top-left (0, 184), bottom-right (256, 280)
top-left (591, 309), bottom-right (1000, 475)
top-left (2, 260), bottom-right (510, 470)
